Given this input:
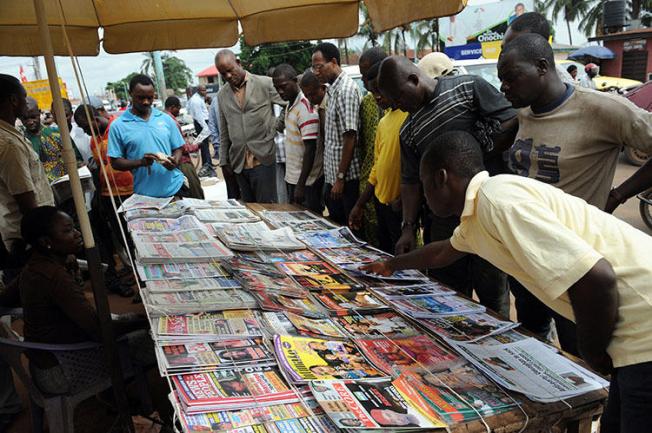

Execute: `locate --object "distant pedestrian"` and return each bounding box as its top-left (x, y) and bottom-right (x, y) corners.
top-left (311, 42), bottom-right (362, 225)
top-left (215, 49), bottom-right (284, 203)
top-left (187, 84), bottom-right (215, 177)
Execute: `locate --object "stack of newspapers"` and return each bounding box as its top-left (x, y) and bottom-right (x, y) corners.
top-left (122, 199), bottom-right (607, 433)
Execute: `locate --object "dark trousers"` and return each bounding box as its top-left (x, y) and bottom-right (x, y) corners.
top-left (224, 168), bottom-right (240, 200)
top-left (510, 277), bottom-right (578, 355)
top-left (423, 211), bottom-right (510, 318)
top-left (374, 198), bottom-right (402, 255)
top-left (601, 361), bottom-right (652, 433)
top-left (287, 176), bottom-right (325, 214)
top-left (193, 120), bottom-right (212, 167)
top-left (324, 180), bottom-right (359, 226)
top-left (235, 164), bottom-right (277, 203)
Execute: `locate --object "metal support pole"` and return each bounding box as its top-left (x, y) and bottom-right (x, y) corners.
top-left (152, 51), bottom-right (167, 99)
top-left (32, 0), bottom-right (135, 431)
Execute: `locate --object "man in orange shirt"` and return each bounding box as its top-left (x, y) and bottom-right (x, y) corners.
top-left (74, 104), bottom-right (135, 296)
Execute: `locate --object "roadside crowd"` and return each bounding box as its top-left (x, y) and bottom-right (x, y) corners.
top-left (1, 11), bottom-right (652, 433)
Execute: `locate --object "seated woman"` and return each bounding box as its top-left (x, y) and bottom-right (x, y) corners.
top-left (18, 206), bottom-right (153, 397)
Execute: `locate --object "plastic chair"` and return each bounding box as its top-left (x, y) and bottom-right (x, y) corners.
top-left (0, 321), bottom-right (152, 433)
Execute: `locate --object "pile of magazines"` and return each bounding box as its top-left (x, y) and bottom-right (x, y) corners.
top-left (123, 199), bottom-right (608, 433)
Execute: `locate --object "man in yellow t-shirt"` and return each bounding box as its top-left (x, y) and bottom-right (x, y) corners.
top-left (349, 64), bottom-right (407, 254)
top-left (363, 130), bottom-right (652, 432)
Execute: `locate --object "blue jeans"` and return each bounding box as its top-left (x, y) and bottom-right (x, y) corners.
top-left (235, 164), bottom-right (277, 203)
top-left (601, 361), bottom-right (652, 433)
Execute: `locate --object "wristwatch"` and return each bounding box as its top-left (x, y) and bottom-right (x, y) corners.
top-left (337, 172), bottom-right (345, 180)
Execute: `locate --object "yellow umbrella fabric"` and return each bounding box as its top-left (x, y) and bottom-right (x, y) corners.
top-left (0, 0), bottom-right (466, 56)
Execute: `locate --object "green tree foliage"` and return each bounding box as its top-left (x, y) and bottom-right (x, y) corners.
top-left (543, 0), bottom-right (590, 45)
top-left (238, 36), bottom-right (316, 75)
top-left (105, 72), bottom-right (139, 100)
top-left (162, 54), bottom-right (193, 91)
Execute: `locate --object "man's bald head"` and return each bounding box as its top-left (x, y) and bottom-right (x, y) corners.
top-left (215, 49), bottom-right (246, 89)
top-left (377, 56), bottom-right (434, 113)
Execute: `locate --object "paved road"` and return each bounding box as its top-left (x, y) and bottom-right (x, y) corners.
top-left (612, 154), bottom-right (651, 235)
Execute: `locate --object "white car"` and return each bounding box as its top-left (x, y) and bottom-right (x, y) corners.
top-left (452, 58), bottom-right (503, 90)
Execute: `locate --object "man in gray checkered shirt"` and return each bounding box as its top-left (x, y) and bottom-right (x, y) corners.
top-left (311, 42), bottom-right (361, 226)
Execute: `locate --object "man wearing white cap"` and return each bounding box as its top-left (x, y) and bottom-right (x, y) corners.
top-left (417, 53), bottom-right (454, 79)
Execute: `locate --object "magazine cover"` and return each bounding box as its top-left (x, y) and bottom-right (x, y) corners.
top-left (313, 290), bottom-right (388, 315)
top-left (143, 289), bottom-right (256, 315)
top-left (334, 313), bottom-right (420, 339)
top-left (341, 264), bottom-right (429, 282)
top-left (172, 366), bottom-right (298, 412)
top-left (159, 338), bottom-right (275, 372)
top-left (284, 312), bottom-right (347, 339)
top-left (275, 261), bottom-right (340, 277)
top-left (236, 270), bottom-right (307, 299)
top-left (372, 283), bottom-right (455, 299)
top-left (155, 310), bottom-right (262, 340)
top-left (238, 250), bottom-right (320, 264)
top-left (145, 277), bottom-right (241, 293)
top-left (292, 273), bottom-right (361, 291)
top-left (252, 291), bottom-right (328, 318)
top-left (227, 257), bottom-right (284, 276)
top-left (421, 313), bottom-right (519, 343)
top-left (309, 379), bottom-right (446, 429)
top-left (298, 227), bottom-right (365, 249)
top-left (316, 246), bottom-right (391, 265)
top-left (392, 295), bottom-right (486, 318)
top-left (393, 368), bottom-right (516, 425)
top-left (176, 399), bottom-right (314, 433)
top-left (136, 262), bottom-right (230, 281)
top-left (274, 335), bottom-right (386, 383)
top-left (356, 335), bottom-right (460, 375)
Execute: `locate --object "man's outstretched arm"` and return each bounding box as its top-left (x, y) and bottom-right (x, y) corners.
top-left (361, 239), bottom-right (466, 276)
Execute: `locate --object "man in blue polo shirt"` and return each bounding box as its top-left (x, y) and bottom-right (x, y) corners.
top-left (108, 74), bottom-right (186, 198)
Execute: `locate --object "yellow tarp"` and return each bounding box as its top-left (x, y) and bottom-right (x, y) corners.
top-left (0, 0), bottom-right (466, 56)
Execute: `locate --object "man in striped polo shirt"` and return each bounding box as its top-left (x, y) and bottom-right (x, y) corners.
top-left (272, 64), bottom-right (324, 213)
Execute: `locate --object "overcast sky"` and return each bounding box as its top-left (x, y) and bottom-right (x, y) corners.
top-left (0, 16), bottom-right (588, 99)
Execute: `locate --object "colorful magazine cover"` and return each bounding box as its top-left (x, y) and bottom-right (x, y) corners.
top-left (252, 292), bottom-right (328, 319)
top-left (176, 400), bottom-right (314, 432)
top-left (392, 295), bottom-right (486, 318)
top-left (316, 246), bottom-right (391, 265)
top-left (372, 283), bottom-right (455, 299)
top-left (312, 290), bottom-right (387, 315)
top-left (159, 338), bottom-right (275, 372)
top-left (172, 366), bottom-right (298, 413)
top-left (356, 335), bottom-right (460, 375)
top-left (334, 312), bottom-right (421, 339)
top-left (275, 261), bottom-right (340, 277)
top-left (274, 335), bottom-right (387, 383)
top-left (421, 313), bottom-right (519, 343)
top-left (236, 270), bottom-right (307, 299)
top-left (292, 273), bottom-right (361, 291)
top-left (309, 379), bottom-right (447, 429)
top-left (341, 264), bottom-right (429, 282)
top-left (284, 312), bottom-right (347, 339)
top-left (393, 367), bottom-right (516, 425)
top-left (226, 257), bottom-right (285, 276)
top-left (238, 250), bottom-right (319, 264)
top-left (155, 310), bottom-right (262, 341)
top-left (298, 227), bottom-right (364, 249)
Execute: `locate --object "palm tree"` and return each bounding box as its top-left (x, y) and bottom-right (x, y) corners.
top-left (380, 28), bottom-right (400, 55)
top-left (543, 0), bottom-right (590, 45)
top-left (140, 52), bottom-right (154, 75)
top-left (413, 19), bottom-right (442, 55)
top-left (359, 4), bottom-right (379, 50)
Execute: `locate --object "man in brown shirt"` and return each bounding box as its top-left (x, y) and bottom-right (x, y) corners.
top-left (215, 50), bottom-right (285, 203)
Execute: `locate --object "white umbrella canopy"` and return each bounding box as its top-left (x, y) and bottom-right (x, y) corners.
top-left (0, 0), bottom-right (467, 56)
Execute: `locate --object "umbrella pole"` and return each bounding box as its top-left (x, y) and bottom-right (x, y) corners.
top-left (32, 1), bottom-right (136, 431)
